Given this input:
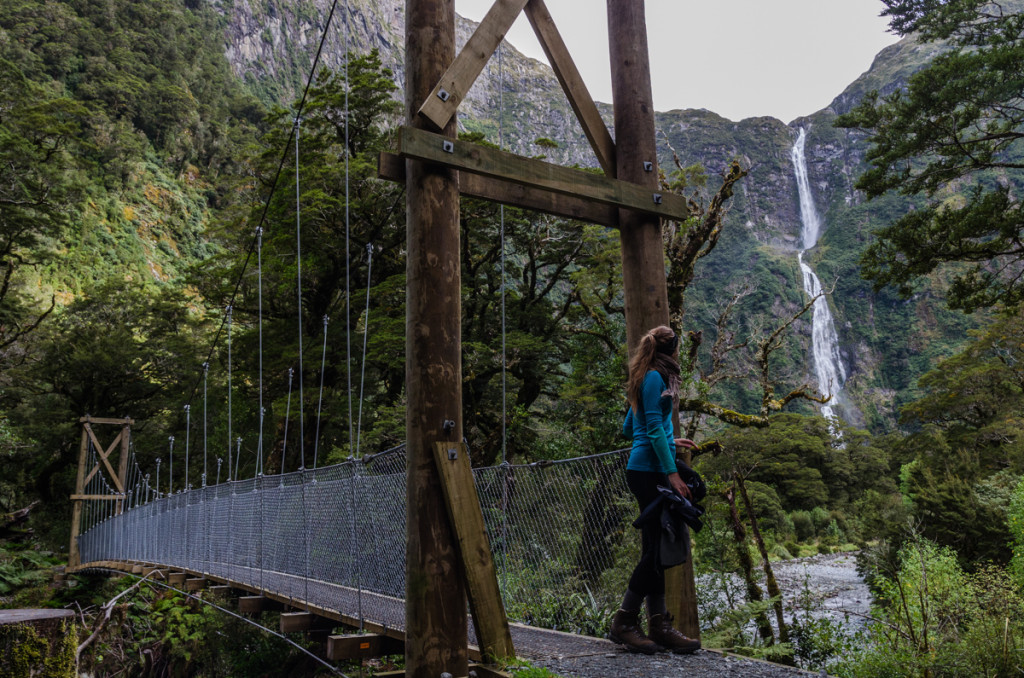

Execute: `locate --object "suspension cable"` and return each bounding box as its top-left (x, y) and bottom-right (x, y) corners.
top-left (226, 305), bottom-right (233, 480)
top-left (99, 570), bottom-right (348, 677)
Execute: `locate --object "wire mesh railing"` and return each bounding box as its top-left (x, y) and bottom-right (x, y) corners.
top-left (76, 446), bottom-right (639, 634)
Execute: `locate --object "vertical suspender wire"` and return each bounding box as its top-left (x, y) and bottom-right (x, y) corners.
top-left (203, 362), bottom-right (209, 486)
top-left (184, 405), bottom-right (191, 490)
top-left (295, 119), bottom-right (306, 470)
top-left (184, 404), bottom-right (191, 570)
top-left (497, 38), bottom-right (511, 586)
top-left (313, 315), bottom-right (330, 469)
top-left (281, 368), bottom-right (294, 474)
top-left (343, 0), bottom-right (363, 630)
top-left (155, 458), bottom-right (160, 564)
top-left (256, 228), bottom-right (265, 477)
top-left (355, 244), bottom-right (373, 457)
top-left (295, 117), bottom-right (310, 606)
top-left (235, 437), bottom-right (243, 482)
top-left (168, 436), bottom-right (175, 494)
top-left (499, 38), bottom-right (507, 467)
top-left (226, 305), bottom-right (234, 481)
top-left (344, 0), bottom-right (353, 461)
top-left (256, 227), bottom-right (265, 593)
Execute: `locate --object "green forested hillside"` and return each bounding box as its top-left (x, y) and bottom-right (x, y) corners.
top-left (0, 0), bottom-right (262, 535)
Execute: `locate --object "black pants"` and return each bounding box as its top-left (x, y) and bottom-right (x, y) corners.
top-left (626, 469), bottom-right (668, 597)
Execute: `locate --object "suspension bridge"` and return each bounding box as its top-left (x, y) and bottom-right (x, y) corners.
top-left (70, 418), bottom-right (638, 669)
top-left (60, 1), bottom-right (803, 676)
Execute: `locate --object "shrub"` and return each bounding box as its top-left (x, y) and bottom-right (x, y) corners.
top-left (791, 510), bottom-right (814, 541)
top-left (820, 519), bottom-right (844, 547)
top-left (838, 537), bottom-right (1024, 677)
top-left (809, 506), bottom-right (831, 534)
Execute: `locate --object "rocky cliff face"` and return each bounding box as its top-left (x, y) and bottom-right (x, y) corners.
top-left (212, 0), bottom-right (977, 430)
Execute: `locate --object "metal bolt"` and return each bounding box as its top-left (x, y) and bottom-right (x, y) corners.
top-left (653, 193), bottom-right (663, 205)
top-left (442, 419), bottom-right (456, 435)
top-left (437, 88), bottom-right (450, 102)
top-left (643, 161), bottom-right (653, 172)
top-left (447, 447), bottom-right (458, 461)
top-left (442, 140), bottom-right (454, 154)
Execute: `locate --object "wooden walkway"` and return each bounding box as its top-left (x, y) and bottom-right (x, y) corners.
top-left (73, 559), bottom-right (815, 677)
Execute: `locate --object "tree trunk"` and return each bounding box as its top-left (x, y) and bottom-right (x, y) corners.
top-left (724, 486), bottom-right (774, 643)
top-left (735, 472), bottom-right (791, 651)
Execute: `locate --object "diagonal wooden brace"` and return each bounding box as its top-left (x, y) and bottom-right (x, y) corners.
top-left (418, 0), bottom-right (530, 130)
top-left (524, 0), bottom-right (616, 175)
top-left (432, 442), bottom-right (514, 663)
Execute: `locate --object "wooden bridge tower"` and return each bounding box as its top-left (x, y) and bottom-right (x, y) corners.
top-left (398, 1), bottom-right (697, 675)
top-left (68, 416), bottom-right (132, 568)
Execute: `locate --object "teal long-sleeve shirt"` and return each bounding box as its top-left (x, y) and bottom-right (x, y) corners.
top-left (622, 370), bottom-right (676, 474)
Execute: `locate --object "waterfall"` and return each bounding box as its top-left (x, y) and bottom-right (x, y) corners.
top-left (791, 128), bottom-right (846, 421)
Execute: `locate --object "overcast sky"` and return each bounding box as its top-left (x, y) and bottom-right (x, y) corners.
top-left (455, 0), bottom-right (898, 123)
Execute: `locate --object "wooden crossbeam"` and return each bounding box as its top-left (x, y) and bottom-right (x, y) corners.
top-left (378, 152), bottom-right (618, 227)
top-left (184, 578), bottom-right (206, 591)
top-left (69, 494), bottom-right (122, 501)
top-left (433, 442), bottom-right (514, 662)
top-left (79, 416), bottom-right (134, 426)
top-left (238, 595), bottom-right (286, 614)
top-left (418, 0), bottom-right (529, 130)
top-left (397, 126), bottom-right (688, 223)
top-left (326, 633), bottom-right (405, 661)
top-left (524, 0), bottom-right (615, 175)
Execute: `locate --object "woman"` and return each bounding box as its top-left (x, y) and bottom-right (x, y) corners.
top-left (609, 325), bottom-right (701, 654)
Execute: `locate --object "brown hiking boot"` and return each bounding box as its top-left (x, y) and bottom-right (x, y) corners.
top-left (608, 608), bottom-right (662, 654)
top-left (648, 613), bottom-right (701, 654)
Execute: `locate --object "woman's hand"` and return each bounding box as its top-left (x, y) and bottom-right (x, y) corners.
top-left (675, 438), bottom-right (698, 450)
top-left (668, 472), bottom-right (691, 500)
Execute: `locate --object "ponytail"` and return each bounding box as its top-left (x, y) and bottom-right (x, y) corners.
top-left (626, 325), bottom-right (680, 410)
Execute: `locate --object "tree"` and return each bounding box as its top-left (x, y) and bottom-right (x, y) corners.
top-left (660, 159), bottom-right (830, 432)
top-left (0, 61), bottom-right (86, 357)
top-left (836, 0), bottom-right (1024, 311)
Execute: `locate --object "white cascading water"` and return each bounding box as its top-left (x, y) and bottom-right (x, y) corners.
top-left (792, 128), bottom-right (846, 421)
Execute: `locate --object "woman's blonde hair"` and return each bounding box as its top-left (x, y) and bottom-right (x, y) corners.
top-left (626, 325), bottom-right (680, 411)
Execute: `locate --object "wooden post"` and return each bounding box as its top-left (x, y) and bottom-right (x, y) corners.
top-left (116, 420), bottom-right (130, 515)
top-left (68, 427), bottom-right (90, 568)
top-left (405, 0), bottom-right (468, 676)
top-left (607, 0), bottom-right (700, 639)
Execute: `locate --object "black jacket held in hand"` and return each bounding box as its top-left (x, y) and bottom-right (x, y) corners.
top-left (632, 486), bottom-right (705, 568)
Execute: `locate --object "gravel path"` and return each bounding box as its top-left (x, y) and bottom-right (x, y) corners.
top-left (514, 626), bottom-right (815, 678)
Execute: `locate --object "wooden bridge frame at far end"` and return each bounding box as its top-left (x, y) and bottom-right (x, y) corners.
top-left (69, 416), bottom-right (133, 569)
top-left (393, 1), bottom-right (698, 677)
